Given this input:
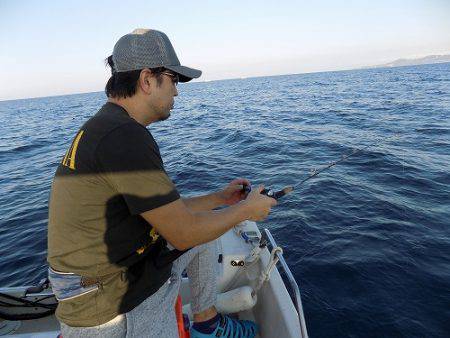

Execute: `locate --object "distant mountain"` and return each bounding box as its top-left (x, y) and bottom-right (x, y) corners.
top-left (367, 54), bottom-right (450, 69)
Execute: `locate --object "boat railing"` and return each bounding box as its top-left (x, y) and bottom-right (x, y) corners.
top-left (263, 228), bottom-right (308, 338)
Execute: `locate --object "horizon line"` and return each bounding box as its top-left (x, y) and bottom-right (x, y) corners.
top-left (1, 60), bottom-right (449, 103)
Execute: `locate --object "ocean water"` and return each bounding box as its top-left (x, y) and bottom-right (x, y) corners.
top-left (1, 63), bottom-right (449, 337)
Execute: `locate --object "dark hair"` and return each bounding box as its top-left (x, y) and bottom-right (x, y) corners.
top-left (104, 56), bottom-right (165, 99)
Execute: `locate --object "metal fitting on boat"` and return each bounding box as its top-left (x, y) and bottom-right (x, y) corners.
top-left (230, 260), bottom-right (245, 267)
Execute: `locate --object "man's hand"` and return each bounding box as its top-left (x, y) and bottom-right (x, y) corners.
top-left (217, 178), bottom-right (251, 206)
top-left (242, 185), bottom-right (277, 221)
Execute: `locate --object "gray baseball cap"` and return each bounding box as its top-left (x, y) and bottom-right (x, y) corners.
top-left (112, 28), bottom-right (201, 82)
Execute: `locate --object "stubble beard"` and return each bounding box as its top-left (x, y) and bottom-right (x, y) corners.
top-left (156, 108), bottom-right (171, 122)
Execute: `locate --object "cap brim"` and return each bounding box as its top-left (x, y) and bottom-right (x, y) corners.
top-left (165, 65), bottom-right (202, 83)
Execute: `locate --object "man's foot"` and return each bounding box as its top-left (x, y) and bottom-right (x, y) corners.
top-left (190, 314), bottom-right (258, 338)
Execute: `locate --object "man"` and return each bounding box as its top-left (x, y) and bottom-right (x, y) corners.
top-left (47, 28), bottom-right (276, 338)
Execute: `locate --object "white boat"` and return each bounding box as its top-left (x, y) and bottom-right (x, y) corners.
top-left (0, 221), bottom-right (308, 338)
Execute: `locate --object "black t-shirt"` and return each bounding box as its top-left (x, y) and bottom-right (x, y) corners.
top-left (48, 102), bottom-right (180, 326)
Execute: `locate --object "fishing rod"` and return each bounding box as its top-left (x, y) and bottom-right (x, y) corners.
top-left (162, 135), bottom-right (400, 266)
top-left (243, 133), bottom-right (400, 200)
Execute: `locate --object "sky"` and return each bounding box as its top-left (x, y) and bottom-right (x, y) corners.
top-left (0, 0), bottom-right (449, 101)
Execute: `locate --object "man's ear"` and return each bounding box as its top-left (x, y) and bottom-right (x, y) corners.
top-left (138, 69), bottom-right (153, 94)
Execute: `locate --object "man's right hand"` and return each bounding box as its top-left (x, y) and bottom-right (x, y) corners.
top-left (242, 185), bottom-right (277, 221)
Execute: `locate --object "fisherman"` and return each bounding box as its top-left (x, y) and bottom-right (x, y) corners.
top-left (47, 28), bottom-right (277, 338)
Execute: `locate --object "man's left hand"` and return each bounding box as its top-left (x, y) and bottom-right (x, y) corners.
top-left (217, 178), bottom-right (251, 206)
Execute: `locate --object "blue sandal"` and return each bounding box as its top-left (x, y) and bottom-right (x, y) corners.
top-left (190, 314), bottom-right (258, 338)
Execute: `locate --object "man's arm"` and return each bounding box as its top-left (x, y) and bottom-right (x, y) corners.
top-left (182, 192), bottom-right (223, 212)
top-left (141, 185), bottom-right (276, 251)
top-left (181, 178), bottom-right (251, 212)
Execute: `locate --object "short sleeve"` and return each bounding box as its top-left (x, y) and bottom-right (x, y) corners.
top-left (95, 123), bottom-right (180, 214)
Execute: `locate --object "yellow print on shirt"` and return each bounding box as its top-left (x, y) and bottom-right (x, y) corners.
top-left (136, 228), bottom-right (160, 255)
top-left (62, 130), bottom-right (84, 170)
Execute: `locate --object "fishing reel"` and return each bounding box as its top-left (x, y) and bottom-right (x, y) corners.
top-left (242, 184), bottom-right (293, 200)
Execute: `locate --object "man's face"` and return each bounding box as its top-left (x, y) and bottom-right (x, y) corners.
top-left (148, 70), bottom-right (179, 122)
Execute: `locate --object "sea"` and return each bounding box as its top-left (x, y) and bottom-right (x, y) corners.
top-left (0, 63), bottom-right (449, 337)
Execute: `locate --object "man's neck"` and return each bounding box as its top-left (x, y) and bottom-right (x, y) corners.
top-left (108, 97), bottom-right (152, 126)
